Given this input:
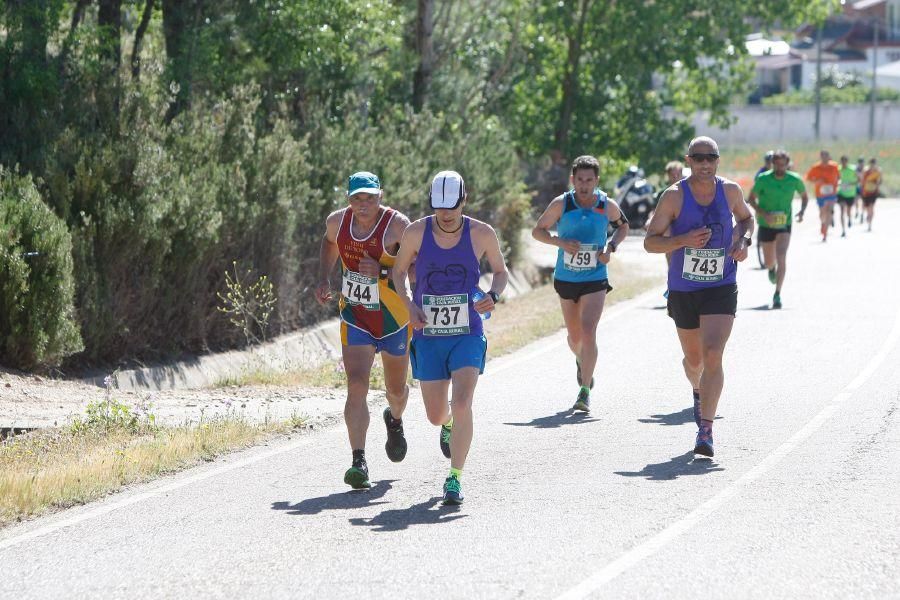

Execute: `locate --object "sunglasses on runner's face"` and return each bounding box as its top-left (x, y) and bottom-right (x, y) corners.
top-left (689, 153), bottom-right (719, 163)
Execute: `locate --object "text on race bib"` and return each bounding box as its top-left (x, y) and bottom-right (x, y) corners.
top-left (342, 270), bottom-right (380, 310)
top-left (563, 244), bottom-right (599, 272)
top-left (682, 248), bottom-right (726, 282)
top-left (422, 294), bottom-right (470, 336)
top-left (839, 182), bottom-right (856, 194)
top-left (771, 212), bottom-right (787, 227)
top-left (819, 184), bottom-right (835, 196)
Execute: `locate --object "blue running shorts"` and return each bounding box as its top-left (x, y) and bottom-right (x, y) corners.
top-left (410, 334), bottom-right (487, 381)
top-left (341, 323), bottom-right (411, 357)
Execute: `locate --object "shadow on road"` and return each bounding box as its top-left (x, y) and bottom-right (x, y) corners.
top-left (614, 451), bottom-right (724, 480)
top-left (743, 304), bottom-right (772, 311)
top-left (638, 407), bottom-right (694, 426)
top-left (638, 410), bottom-right (723, 427)
top-left (504, 410), bottom-right (598, 428)
top-left (271, 479), bottom-right (396, 515)
top-left (348, 497), bottom-right (466, 532)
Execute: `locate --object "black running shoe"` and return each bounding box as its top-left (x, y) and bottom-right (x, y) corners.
top-left (383, 407), bottom-right (407, 463)
top-left (442, 475), bottom-right (464, 505)
top-left (572, 388), bottom-right (590, 412)
top-left (439, 422), bottom-right (452, 458)
top-left (343, 458), bottom-right (372, 489)
top-left (575, 359), bottom-right (594, 389)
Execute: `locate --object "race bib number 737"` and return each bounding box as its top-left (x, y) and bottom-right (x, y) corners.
top-left (422, 294), bottom-right (470, 336)
top-left (682, 248), bottom-right (725, 282)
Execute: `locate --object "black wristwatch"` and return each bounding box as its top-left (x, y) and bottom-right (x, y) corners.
top-left (607, 241), bottom-right (618, 253)
top-left (487, 290), bottom-right (500, 303)
top-left (742, 235), bottom-right (752, 247)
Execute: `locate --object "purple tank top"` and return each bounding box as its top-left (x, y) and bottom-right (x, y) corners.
top-left (667, 177), bottom-right (737, 292)
top-left (413, 216), bottom-right (483, 337)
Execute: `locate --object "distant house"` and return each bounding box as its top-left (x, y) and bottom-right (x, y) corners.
top-left (746, 35), bottom-right (804, 102)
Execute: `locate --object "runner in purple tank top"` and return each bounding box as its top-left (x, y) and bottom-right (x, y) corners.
top-left (392, 171), bottom-right (508, 505)
top-left (644, 136), bottom-right (754, 458)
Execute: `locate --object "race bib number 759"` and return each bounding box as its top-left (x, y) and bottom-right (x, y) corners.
top-left (682, 248), bottom-right (725, 282)
top-left (563, 244), bottom-right (598, 272)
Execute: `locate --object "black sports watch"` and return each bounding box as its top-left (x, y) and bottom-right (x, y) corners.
top-left (487, 290), bottom-right (500, 303)
top-left (742, 234), bottom-right (752, 247)
top-left (607, 241), bottom-right (618, 253)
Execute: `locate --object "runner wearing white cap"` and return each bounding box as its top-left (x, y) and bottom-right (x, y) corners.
top-left (392, 170), bottom-right (508, 505)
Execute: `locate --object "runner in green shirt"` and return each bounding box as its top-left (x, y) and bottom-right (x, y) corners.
top-left (837, 155), bottom-right (858, 238)
top-left (748, 149), bottom-right (809, 309)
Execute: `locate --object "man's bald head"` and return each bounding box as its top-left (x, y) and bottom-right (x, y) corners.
top-left (688, 136), bottom-right (719, 155)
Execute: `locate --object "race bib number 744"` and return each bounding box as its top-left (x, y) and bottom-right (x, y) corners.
top-left (682, 248), bottom-right (725, 282)
top-left (342, 270), bottom-right (380, 310)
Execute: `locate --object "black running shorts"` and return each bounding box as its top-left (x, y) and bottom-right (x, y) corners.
top-left (553, 278), bottom-right (612, 303)
top-left (667, 284), bottom-right (738, 330)
top-left (758, 225), bottom-right (791, 243)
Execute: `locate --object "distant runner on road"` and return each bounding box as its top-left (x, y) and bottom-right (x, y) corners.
top-left (861, 157), bottom-right (883, 232)
top-left (837, 155), bottom-right (858, 237)
top-left (644, 136), bottom-right (754, 457)
top-left (315, 172), bottom-right (413, 490)
top-left (747, 149), bottom-right (808, 309)
top-left (532, 155), bottom-right (629, 413)
top-left (805, 150), bottom-right (840, 242)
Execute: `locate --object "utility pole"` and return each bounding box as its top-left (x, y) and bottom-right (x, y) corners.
top-left (870, 17), bottom-right (879, 141)
top-left (814, 24), bottom-right (823, 141)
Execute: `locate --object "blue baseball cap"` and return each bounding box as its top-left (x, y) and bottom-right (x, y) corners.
top-left (347, 171), bottom-right (382, 197)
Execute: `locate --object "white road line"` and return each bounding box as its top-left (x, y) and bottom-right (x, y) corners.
top-left (555, 305), bottom-right (900, 600)
top-left (0, 434), bottom-right (322, 551)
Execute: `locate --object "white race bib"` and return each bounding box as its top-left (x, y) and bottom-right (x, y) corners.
top-left (422, 294), bottom-right (470, 336)
top-left (839, 182), bottom-right (856, 195)
top-left (563, 244), bottom-right (599, 272)
top-left (682, 248), bottom-right (726, 282)
top-left (342, 270), bottom-right (380, 310)
top-left (819, 184), bottom-right (835, 196)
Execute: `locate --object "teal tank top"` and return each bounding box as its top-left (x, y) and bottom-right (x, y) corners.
top-left (553, 190), bottom-right (610, 283)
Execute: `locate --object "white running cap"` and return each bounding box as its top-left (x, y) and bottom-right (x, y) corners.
top-left (429, 171), bottom-right (466, 209)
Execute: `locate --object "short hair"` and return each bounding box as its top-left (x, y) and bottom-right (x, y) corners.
top-left (571, 155), bottom-right (600, 177)
top-left (772, 149), bottom-right (790, 162)
top-left (665, 160), bottom-right (683, 173)
top-left (687, 136), bottom-right (719, 155)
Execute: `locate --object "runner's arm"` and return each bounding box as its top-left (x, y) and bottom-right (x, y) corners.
top-left (390, 221), bottom-right (424, 310)
top-left (532, 197), bottom-right (580, 255)
top-left (476, 223), bottom-right (509, 306)
top-left (644, 189), bottom-right (688, 254)
top-left (315, 211), bottom-right (343, 304)
top-left (604, 199), bottom-right (629, 253)
top-left (725, 182), bottom-right (754, 260)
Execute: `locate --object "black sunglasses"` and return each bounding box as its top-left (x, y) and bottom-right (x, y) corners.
top-left (689, 153), bottom-right (719, 163)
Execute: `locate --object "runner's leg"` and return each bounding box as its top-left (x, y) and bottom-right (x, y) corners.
top-left (342, 344), bottom-right (376, 450)
top-left (380, 350), bottom-right (410, 420)
top-left (762, 240), bottom-right (776, 271)
top-left (676, 327), bottom-right (703, 390)
top-left (774, 232), bottom-right (791, 294)
top-left (448, 366), bottom-right (480, 470)
top-left (575, 290), bottom-right (607, 392)
top-left (697, 314), bottom-right (735, 421)
top-left (421, 380), bottom-right (451, 426)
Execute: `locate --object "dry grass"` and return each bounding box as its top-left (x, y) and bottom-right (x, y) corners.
top-left (0, 416), bottom-right (303, 527)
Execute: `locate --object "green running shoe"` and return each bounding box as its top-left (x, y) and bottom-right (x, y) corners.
top-left (768, 268), bottom-right (776, 284)
top-left (442, 475), bottom-right (464, 505)
top-left (772, 292), bottom-right (782, 310)
top-left (382, 407), bottom-right (407, 463)
top-left (572, 387), bottom-right (590, 413)
top-left (439, 422), bottom-right (452, 458)
top-left (343, 459), bottom-right (371, 490)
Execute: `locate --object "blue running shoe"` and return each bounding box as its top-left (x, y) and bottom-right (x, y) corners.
top-left (442, 475), bottom-right (464, 505)
top-left (692, 391), bottom-right (701, 428)
top-left (693, 426), bottom-right (714, 457)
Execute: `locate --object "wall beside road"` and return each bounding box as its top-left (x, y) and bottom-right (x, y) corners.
top-left (687, 103), bottom-right (900, 145)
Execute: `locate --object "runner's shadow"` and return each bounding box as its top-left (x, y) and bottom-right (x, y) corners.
top-left (743, 304), bottom-right (772, 311)
top-left (614, 452), bottom-right (724, 481)
top-left (271, 479), bottom-right (395, 515)
top-left (638, 410), bottom-right (723, 426)
top-left (638, 407), bottom-right (693, 426)
top-left (504, 410), bottom-right (598, 428)
top-left (349, 496), bottom-right (466, 532)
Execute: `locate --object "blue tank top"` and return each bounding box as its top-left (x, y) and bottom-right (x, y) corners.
top-left (553, 190), bottom-right (610, 283)
top-left (667, 177), bottom-right (737, 292)
top-left (413, 216), bottom-right (483, 337)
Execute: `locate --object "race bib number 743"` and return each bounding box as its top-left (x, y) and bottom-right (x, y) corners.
top-left (682, 248), bottom-right (725, 282)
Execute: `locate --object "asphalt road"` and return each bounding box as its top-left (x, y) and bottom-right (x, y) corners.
top-left (2, 201), bottom-right (899, 599)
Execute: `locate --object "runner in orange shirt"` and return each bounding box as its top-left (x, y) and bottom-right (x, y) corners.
top-left (804, 150), bottom-right (840, 242)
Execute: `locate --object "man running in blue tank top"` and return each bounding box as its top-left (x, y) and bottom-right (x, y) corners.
top-left (392, 171), bottom-right (508, 505)
top-left (644, 136), bottom-right (754, 457)
top-left (532, 155), bottom-right (629, 412)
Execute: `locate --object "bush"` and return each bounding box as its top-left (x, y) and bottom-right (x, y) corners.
top-left (0, 168), bottom-right (83, 369)
top-left (763, 86), bottom-right (900, 105)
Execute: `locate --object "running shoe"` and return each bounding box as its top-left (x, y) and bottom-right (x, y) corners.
top-left (692, 391), bottom-right (701, 428)
top-left (767, 268), bottom-right (776, 284)
top-left (693, 426), bottom-right (714, 457)
top-left (572, 388), bottom-right (590, 413)
top-left (344, 458), bottom-right (372, 489)
top-left (575, 359), bottom-right (595, 389)
top-left (382, 407), bottom-right (407, 463)
top-left (439, 422), bottom-right (452, 458)
top-left (442, 475), bottom-right (464, 505)
top-left (772, 292), bottom-right (782, 310)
